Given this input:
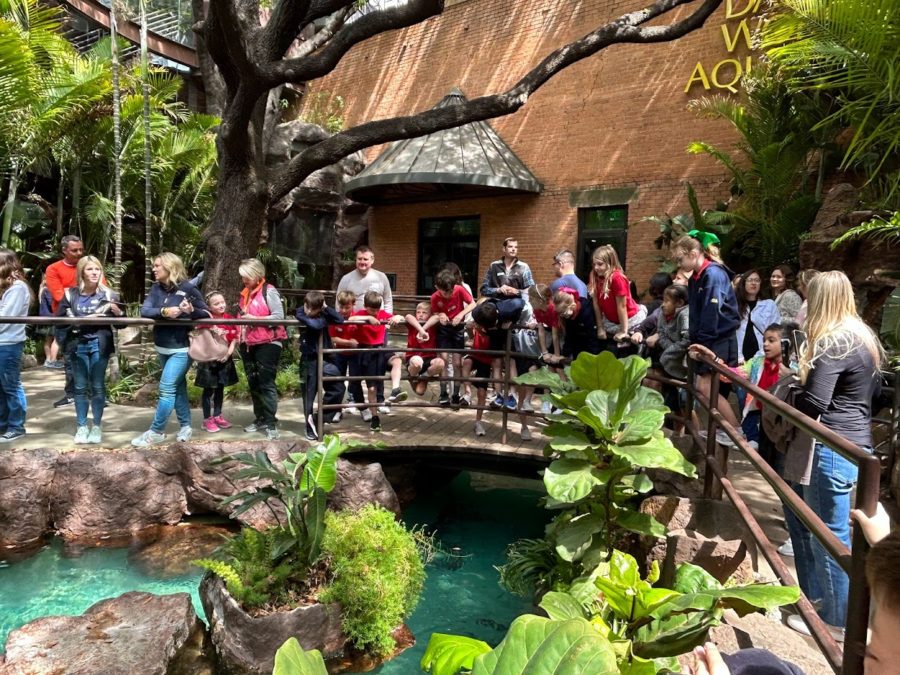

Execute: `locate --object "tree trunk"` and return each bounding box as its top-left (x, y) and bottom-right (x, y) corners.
top-left (110, 0), bottom-right (124, 269)
top-left (2, 161), bottom-right (19, 247)
top-left (71, 164), bottom-right (82, 236)
top-left (56, 167), bottom-right (65, 238)
top-left (203, 156), bottom-right (268, 304)
top-left (141, 0), bottom-right (154, 294)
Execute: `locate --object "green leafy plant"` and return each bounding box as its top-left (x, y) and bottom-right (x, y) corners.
top-left (211, 435), bottom-right (368, 571)
top-left (193, 527), bottom-right (296, 608)
top-left (423, 550), bottom-right (800, 675)
top-left (505, 352), bottom-right (696, 591)
top-left (273, 637), bottom-right (328, 675)
top-left (319, 504), bottom-right (426, 657)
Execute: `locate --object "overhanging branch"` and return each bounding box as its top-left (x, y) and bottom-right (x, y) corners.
top-left (260, 0), bottom-right (445, 87)
top-left (260, 0), bottom-right (314, 61)
top-left (269, 0), bottom-right (723, 203)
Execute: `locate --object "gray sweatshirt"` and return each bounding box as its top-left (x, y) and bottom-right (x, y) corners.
top-left (0, 280), bottom-right (31, 344)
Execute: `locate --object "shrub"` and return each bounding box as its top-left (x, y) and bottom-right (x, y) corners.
top-left (320, 505), bottom-right (425, 657)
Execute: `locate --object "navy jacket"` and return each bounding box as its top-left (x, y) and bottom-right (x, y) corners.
top-left (296, 306), bottom-right (344, 360)
top-left (687, 262), bottom-right (740, 345)
top-left (140, 281), bottom-right (209, 349)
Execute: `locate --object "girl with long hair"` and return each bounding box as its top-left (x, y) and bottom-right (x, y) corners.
top-left (132, 253), bottom-right (209, 447)
top-left (588, 245), bottom-right (645, 344)
top-left (785, 270), bottom-right (884, 638)
top-left (56, 255), bottom-right (122, 444)
top-left (0, 249), bottom-right (32, 442)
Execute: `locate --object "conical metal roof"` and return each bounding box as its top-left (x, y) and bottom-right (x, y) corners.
top-left (344, 88), bottom-right (542, 204)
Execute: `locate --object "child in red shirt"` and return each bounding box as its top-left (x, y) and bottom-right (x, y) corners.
top-left (589, 245), bottom-right (645, 342)
top-left (461, 324), bottom-right (494, 437)
top-left (351, 291), bottom-right (406, 431)
top-left (431, 268), bottom-right (477, 407)
top-left (403, 301), bottom-right (445, 396)
top-left (195, 291), bottom-right (240, 433)
top-left (328, 290), bottom-right (364, 421)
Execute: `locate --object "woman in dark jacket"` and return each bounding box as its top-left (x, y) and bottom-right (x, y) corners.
top-left (56, 255), bottom-right (122, 444)
top-left (132, 252), bottom-right (208, 447)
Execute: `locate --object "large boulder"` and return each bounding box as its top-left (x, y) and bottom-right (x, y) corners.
top-left (1, 591), bottom-right (210, 675)
top-left (640, 496), bottom-right (756, 584)
top-left (49, 449), bottom-right (187, 542)
top-left (0, 449), bottom-right (58, 554)
top-left (200, 575), bottom-right (345, 674)
top-left (331, 460), bottom-right (401, 515)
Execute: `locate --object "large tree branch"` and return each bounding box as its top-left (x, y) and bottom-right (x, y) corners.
top-left (304, 0), bottom-right (358, 25)
top-left (190, 0), bottom-right (226, 115)
top-left (259, 0), bottom-right (445, 87)
top-left (260, 0), bottom-right (313, 61)
top-left (269, 0), bottom-right (723, 204)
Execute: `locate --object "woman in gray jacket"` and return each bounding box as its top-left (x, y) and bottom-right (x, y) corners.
top-left (0, 249), bottom-right (32, 443)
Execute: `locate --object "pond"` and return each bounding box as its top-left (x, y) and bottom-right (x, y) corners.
top-left (0, 470), bottom-right (548, 671)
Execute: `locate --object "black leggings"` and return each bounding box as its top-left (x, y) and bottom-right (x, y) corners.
top-left (202, 386), bottom-right (224, 419)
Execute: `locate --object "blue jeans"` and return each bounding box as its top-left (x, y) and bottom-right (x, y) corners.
top-left (72, 339), bottom-right (109, 426)
top-left (788, 443), bottom-right (861, 627)
top-left (151, 351), bottom-right (192, 433)
top-left (0, 342), bottom-right (26, 434)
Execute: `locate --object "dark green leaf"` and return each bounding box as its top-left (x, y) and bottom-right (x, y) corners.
top-left (613, 356), bottom-right (651, 424)
top-left (615, 508), bottom-right (666, 538)
top-left (547, 429), bottom-right (593, 453)
top-left (539, 591), bottom-right (588, 621)
top-left (544, 458), bottom-right (606, 503)
top-left (555, 513), bottom-right (605, 562)
top-left (673, 563), bottom-right (722, 594)
top-left (608, 433), bottom-right (697, 477)
top-left (515, 367), bottom-right (571, 394)
top-left (570, 351), bottom-right (624, 392)
top-left (552, 390), bottom-right (589, 411)
top-left (632, 611), bottom-right (719, 659)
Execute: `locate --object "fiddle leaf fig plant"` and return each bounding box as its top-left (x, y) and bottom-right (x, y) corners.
top-left (509, 352), bottom-right (697, 592)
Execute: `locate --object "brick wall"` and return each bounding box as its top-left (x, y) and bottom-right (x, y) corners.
top-left (313, 0), bottom-right (759, 294)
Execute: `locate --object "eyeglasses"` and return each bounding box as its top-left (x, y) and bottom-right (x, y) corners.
top-left (745, 278), bottom-right (762, 284)
top-left (552, 260), bottom-right (561, 266)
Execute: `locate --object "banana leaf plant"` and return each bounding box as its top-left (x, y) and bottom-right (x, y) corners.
top-left (212, 434), bottom-right (369, 566)
top-left (510, 352), bottom-right (696, 586)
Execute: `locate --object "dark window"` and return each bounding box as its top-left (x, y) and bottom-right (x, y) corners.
top-left (417, 216), bottom-right (481, 295)
top-left (576, 206), bottom-right (628, 279)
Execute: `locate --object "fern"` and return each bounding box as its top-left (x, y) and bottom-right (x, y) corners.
top-left (193, 558), bottom-right (246, 598)
top-left (831, 212), bottom-right (900, 249)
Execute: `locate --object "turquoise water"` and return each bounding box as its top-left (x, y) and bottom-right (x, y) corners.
top-left (0, 540), bottom-right (205, 652)
top-left (0, 471), bottom-right (547, 671)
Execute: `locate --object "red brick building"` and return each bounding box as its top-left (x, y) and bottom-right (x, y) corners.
top-left (313, 0), bottom-right (760, 295)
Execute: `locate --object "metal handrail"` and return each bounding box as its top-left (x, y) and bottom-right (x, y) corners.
top-left (688, 354), bottom-right (878, 675)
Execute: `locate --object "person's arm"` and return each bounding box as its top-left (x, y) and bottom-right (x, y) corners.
top-left (295, 307), bottom-right (328, 330)
top-left (615, 295), bottom-right (629, 338)
top-left (452, 300), bottom-right (479, 326)
top-left (480, 264), bottom-right (500, 298)
top-left (186, 284), bottom-right (210, 319)
top-left (405, 314), bottom-right (430, 341)
top-left (322, 306), bottom-right (345, 324)
top-left (551, 326), bottom-right (561, 356)
top-left (260, 286), bottom-right (285, 320)
top-left (378, 272), bottom-right (393, 314)
top-left (794, 352), bottom-right (841, 419)
top-left (140, 286), bottom-right (165, 319)
top-left (45, 264), bottom-right (66, 304)
top-left (521, 263), bottom-right (535, 290)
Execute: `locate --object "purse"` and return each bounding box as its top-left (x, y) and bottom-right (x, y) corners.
top-left (189, 328), bottom-right (230, 363)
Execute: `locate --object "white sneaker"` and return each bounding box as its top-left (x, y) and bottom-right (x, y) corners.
top-left (715, 429), bottom-right (736, 447)
top-left (73, 425), bottom-right (90, 444)
top-left (747, 439), bottom-right (759, 451)
top-left (786, 614), bottom-right (845, 643)
top-left (778, 540), bottom-right (794, 557)
top-left (377, 405), bottom-right (391, 415)
top-left (267, 427), bottom-right (280, 440)
top-left (474, 421), bottom-right (486, 437)
top-left (520, 399), bottom-right (534, 412)
top-left (87, 425), bottom-right (102, 444)
top-left (346, 405), bottom-right (360, 416)
top-left (176, 426), bottom-right (193, 442)
top-left (541, 400), bottom-right (552, 415)
top-left (361, 409), bottom-right (373, 422)
top-left (521, 426), bottom-right (533, 441)
top-left (131, 430), bottom-right (166, 447)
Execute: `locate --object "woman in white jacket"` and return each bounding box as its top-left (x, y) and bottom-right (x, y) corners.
top-left (735, 270), bottom-right (781, 364)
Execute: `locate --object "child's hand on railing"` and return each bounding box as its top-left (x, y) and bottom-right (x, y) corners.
top-left (688, 344), bottom-right (715, 361)
top-left (850, 502), bottom-right (891, 546)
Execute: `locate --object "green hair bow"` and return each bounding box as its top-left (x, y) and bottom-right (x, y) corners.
top-left (687, 229), bottom-right (720, 249)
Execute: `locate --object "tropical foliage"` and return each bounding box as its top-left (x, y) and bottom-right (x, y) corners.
top-left (422, 552), bottom-right (799, 675)
top-left (687, 70), bottom-right (824, 268)
top-left (761, 0), bottom-right (900, 207)
top-left (500, 352), bottom-right (696, 596)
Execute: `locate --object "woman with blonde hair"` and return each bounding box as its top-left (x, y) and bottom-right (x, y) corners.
top-left (0, 249), bottom-right (32, 443)
top-left (588, 245), bottom-right (645, 344)
top-left (132, 253), bottom-right (209, 447)
top-left (237, 258), bottom-right (286, 440)
top-left (785, 270), bottom-right (884, 640)
top-left (56, 255), bottom-right (122, 444)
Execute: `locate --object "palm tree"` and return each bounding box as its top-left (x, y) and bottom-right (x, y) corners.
top-left (761, 0), bottom-right (900, 206)
top-left (0, 0), bottom-right (110, 246)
